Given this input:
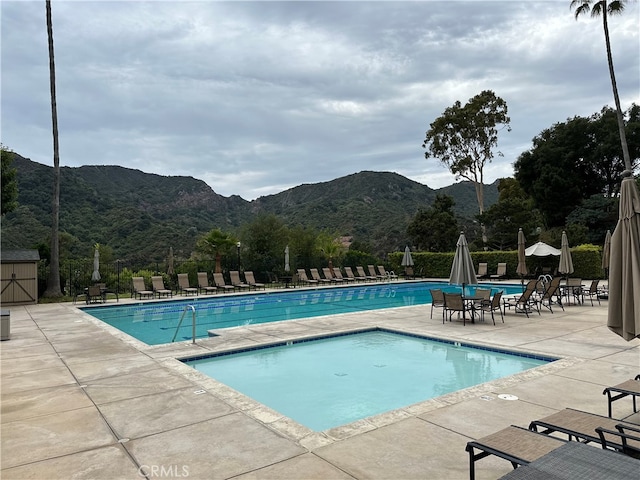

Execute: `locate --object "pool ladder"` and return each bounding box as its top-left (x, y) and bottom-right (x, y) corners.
top-left (172, 305), bottom-right (196, 344)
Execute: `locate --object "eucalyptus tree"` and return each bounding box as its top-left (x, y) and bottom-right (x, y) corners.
top-left (422, 90), bottom-right (511, 216)
top-left (407, 194), bottom-right (459, 252)
top-left (43, 0), bottom-right (62, 297)
top-left (571, 0), bottom-right (634, 175)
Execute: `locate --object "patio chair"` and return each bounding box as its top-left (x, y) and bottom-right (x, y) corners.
top-left (151, 276), bottom-right (173, 298)
top-left (502, 279), bottom-right (539, 317)
top-left (443, 292), bottom-right (468, 326)
top-left (429, 288), bottom-right (445, 320)
top-left (323, 267), bottom-right (343, 283)
top-left (537, 276), bottom-right (563, 313)
top-left (356, 266), bottom-right (377, 281)
top-left (529, 407), bottom-right (640, 452)
top-left (377, 265), bottom-right (398, 280)
top-left (603, 375), bottom-right (640, 418)
top-left (333, 267), bottom-right (350, 282)
top-left (490, 262), bottom-right (507, 280)
top-left (230, 270), bottom-right (251, 290)
top-left (480, 290), bottom-right (503, 325)
top-left (476, 262), bottom-right (488, 279)
top-left (177, 273), bottom-right (198, 296)
top-left (584, 279), bottom-right (601, 306)
top-left (310, 268), bottom-right (331, 283)
top-left (344, 266), bottom-right (365, 282)
top-left (596, 423), bottom-right (640, 459)
top-left (244, 271), bottom-right (265, 290)
top-left (132, 276), bottom-right (154, 299)
top-left (297, 269), bottom-right (318, 286)
top-left (86, 285), bottom-right (104, 304)
top-left (473, 287), bottom-right (491, 308)
top-left (213, 272), bottom-right (236, 293)
top-left (368, 265), bottom-right (385, 280)
top-left (466, 425), bottom-right (566, 480)
top-left (197, 272), bottom-right (217, 295)
top-left (563, 277), bottom-right (584, 305)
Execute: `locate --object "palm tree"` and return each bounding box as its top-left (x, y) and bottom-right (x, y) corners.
top-left (43, 0), bottom-right (62, 297)
top-left (570, 0), bottom-right (633, 174)
top-left (196, 229), bottom-right (237, 273)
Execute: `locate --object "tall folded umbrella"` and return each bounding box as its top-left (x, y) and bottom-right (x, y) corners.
top-left (601, 230), bottom-right (612, 273)
top-left (167, 247), bottom-right (175, 275)
top-left (91, 247), bottom-right (101, 282)
top-left (516, 228), bottom-right (528, 277)
top-left (449, 232), bottom-right (477, 290)
top-left (558, 231), bottom-right (574, 277)
top-left (284, 245), bottom-right (290, 273)
top-left (607, 175), bottom-right (640, 341)
top-left (401, 246), bottom-right (414, 267)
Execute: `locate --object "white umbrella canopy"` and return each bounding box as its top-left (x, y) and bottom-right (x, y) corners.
top-left (516, 228), bottom-right (528, 277)
top-left (91, 247), bottom-right (101, 282)
top-left (607, 176), bottom-right (640, 341)
top-left (284, 245), bottom-right (290, 273)
top-left (525, 242), bottom-right (561, 257)
top-left (401, 246), bottom-right (414, 267)
top-left (449, 232), bottom-right (477, 288)
top-left (601, 229), bottom-right (612, 272)
top-left (558, 231), bottom-right (574, 276)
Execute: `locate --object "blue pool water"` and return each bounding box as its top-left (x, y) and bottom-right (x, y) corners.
top-left (83, 281), bottom-right (523, 345)
top-left (184, 329), bottom-right (553, 431)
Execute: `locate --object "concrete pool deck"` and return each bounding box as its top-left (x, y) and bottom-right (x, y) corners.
top-left (1, 283), bottom-right (639, 479)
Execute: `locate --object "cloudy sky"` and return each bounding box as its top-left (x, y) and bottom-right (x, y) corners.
top-left (2, 1), bottom-right (638, 200)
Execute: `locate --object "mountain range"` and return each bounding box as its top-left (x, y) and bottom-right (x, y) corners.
top-left (1, 153), bottom-right (498, 261)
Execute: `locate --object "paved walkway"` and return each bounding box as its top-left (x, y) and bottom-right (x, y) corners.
top-left (1, 284), bottom-right (639, 479)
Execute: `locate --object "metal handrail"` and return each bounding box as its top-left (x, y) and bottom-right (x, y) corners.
top-left (172, 305), bottom-right (196, 344)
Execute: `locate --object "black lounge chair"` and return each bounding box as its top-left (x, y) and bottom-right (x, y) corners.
top-left (476, 262), bottom-right (488, 279)
top-left (603, 375), bottom-right (640, 418)
top-left (213, 273), bottom-right (235, 293)
top-left (177, 273), bottom-right (198, 296)
top-left (132, 276), bottom-right (153, 300)
top-left (151, 276), bottom-right (173, 298)
top-left (230, 270), bottom-right (252, 290)
top-left (503, 279), bottom-right (539, 317)
top-left (244, 271), bottom-right (265, 290)
top-left (197, 272), bottom-right (217, 295)
top-left (490, 262), bottom-right (507, 280)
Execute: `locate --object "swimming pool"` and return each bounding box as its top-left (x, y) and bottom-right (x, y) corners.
top-left (83, 281), bottom-right (524, 345)
top-left (184, 329), bottom-right (554, 431)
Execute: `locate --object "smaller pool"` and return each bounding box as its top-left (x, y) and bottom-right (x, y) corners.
top-left (184, 329), bottom-right (554, 431)
top-left (83, 281), bottom-right (523, 345)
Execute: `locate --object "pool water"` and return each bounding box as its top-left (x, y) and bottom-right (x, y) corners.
top-left (184, 329), bottom-right (552, 431)
top-left (83, 281), bottom-right (523, 345)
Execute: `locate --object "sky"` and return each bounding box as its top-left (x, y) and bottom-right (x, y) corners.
top-left (2, 1), bottom-right (639, 201)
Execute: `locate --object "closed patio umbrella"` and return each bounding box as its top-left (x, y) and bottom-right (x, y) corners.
top-left (401, 246), bottom-right (414, 267)
top-left (607, 175), bottom-right (640, 341)
top-left (167, 247), bottom-right (175, 275)
top-left (284, 245), bottom-right (290, 273)
top-left (516, 228), bottom-right (528, 278)
top-left (449, 232), bottom-right (477, 291)
top-left (558, 231), bottom-right (574, 277)
top-left (601, 230), bottom-right (612, 273)
top-left (91, 247), bottom-right (101, 282)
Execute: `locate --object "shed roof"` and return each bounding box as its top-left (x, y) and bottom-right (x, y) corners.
top-left (1, 249), bottom-right (41, 262)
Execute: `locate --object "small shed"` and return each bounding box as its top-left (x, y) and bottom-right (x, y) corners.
top-left (1, 249), bottom-right (40, 305)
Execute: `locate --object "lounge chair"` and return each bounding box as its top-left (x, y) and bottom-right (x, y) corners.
top-left (584, 279), bottom-right (601, 306)
top-left (323, 267), bottom-right (343, 283)
top-left (310, 268), bottom-right (331, 283)
top-left (230, 270), bottom-right (251, 290)
top-left (177, 273), bottom-right (198, 296)
top-left (368, 265), bottom-right (385, 280)
top-left (344, 266), bottom-right (364, 282)
top-left (377, 265), bottom-right (398, 280)
top-left (213, 272), bottom-right (235, 293)
top-left (244, 271), bottom-right (265, 290)
top-left (297, 269), bottom-right (318, 286)
top-left (502, 279), bottom-right (539, 317)
top-left (490, 262), bottom-right (507, 280)
top-left (479, 291), bottom-right (503, 325)
top-left (529, 407), bottom-right (640, 451)
top-left (603, 375), bottom-right (640, 418)
top-left (333, 267), bottom-right (350, 282)
top-left (132, 276), bottom-right (153, 299)
top-left (356, 266), bottom-right (377, 281)
top-left (197, 272), bottom-right (217, 295)
top-left (476, 262), bottom-right (488, 279)
top-left (537, 276), bottom-right (564, 313)
top-left (596, 423), bottom-right (640, 459)
top-left (466, 425), bottom-right (566, 480)
top-left (429, 288), bottom-right (445, 320)
top-left (151, 276), bottom-right (173, 298)
top-left (443, 292), bottom-right (468, 325)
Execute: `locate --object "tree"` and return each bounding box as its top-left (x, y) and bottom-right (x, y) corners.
top-left (316, 232), bottom-right (344, 269)
top-left (240, 214), bottom-right (288, 276)
top-left (571, 0), bottom-right (634, 175)
top-left (407, 194), bottom-right (459, 252)
top-left (196, 228), bottom-right (237, 273)
top-left (1, 146), bottom-right (18, 215)
top-left (422, 90), bottom-right (511, 217)
top-left (43, 0), bottom-right (62, 297)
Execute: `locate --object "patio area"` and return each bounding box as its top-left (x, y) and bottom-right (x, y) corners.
top-left (1, 283), bottom-right (639, 479)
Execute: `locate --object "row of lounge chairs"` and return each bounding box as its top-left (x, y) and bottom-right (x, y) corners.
top-left (476, 262), bottom-right (507, 280)
top-left (297, 265), bottom-right (397, 285)
top-left (467, 375), bottom-right (640, 479)
top-left (132, 271), bottom-right (266, 299)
